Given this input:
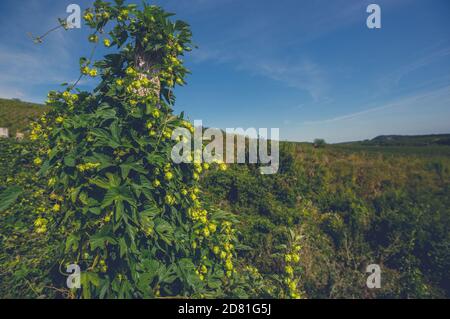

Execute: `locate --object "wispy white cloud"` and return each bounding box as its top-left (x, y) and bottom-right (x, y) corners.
top-left (302, 85), bottom-right (450, 125)
top-left (186, 0), bottom-right (405, 102)
top-left (190, 49), bottom-right (330, 102)
top-left (0, 1), bottom-right (89, 102)
top-left (249, 58), bottom-right (329, 102)
top-left (378, 45), bottom-right (450, 92)
top-left (0, 44), bottom-right (71, 84)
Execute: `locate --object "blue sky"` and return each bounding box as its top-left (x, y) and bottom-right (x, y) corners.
top-left (0, 0), bottom-right (449, 142)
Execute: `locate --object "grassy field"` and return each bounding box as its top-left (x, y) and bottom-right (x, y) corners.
top-left (330, 143), bottom-right (450, 157)
top-left (0, 98), bottom-right (49, 136)
top-left (331, 134), bottom-right (450, 157)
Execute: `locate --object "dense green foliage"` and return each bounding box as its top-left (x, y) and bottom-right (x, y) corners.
top-left (2, 136), bottom-right (448, 298)
top-left (203, 142), bottom-right (450, 298)
top-left (22, 1), bottom-right (246, 299)
top-left (0, 138), bottom-right (62, 298)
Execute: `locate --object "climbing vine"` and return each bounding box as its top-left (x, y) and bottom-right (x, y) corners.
top-left (30, 0), bottom-right (241, 298)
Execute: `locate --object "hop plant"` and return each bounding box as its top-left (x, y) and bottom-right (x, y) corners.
top-left (281, 230), bottom-right (304, 299)
top-left (37, 1), bottom-right (240, 299)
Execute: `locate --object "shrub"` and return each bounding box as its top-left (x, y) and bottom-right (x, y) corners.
top-left (313, 139), bottom-right (326, 148)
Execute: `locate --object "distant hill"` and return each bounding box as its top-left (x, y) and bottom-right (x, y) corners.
top-left (366, 134), bottom-right (450, 146)
top-left (332, 134), bottom-right (450, 157)
top-left (0, 98), bottom-right (49, 136)
top-left (336, 134), bottom-right (450, 147)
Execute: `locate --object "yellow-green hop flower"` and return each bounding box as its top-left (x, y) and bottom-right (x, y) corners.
top-left (225, 259), bottom-right (233, 271)
top-left (48, 177), bottom-right (56, 187)
top-left (164, 171), bottom-right (173, 181)
top-left (200, 265), bottom-right (207, 274)
top-left (153, 179), bottom-right (161, 187)
top-left (81, 66), bottom-right (90, 75)
top-left (165, 194), bottom-right (175, 205)
top-left (84, 12), bottom-right (94, 21)
top-left (208, 223), bottom-right (217, 233)
top-left (88, 34), bottom-right (99, 43)
top-left (151, 109), bottom-right (160, 118)
top-left (285, 265), bottom-right (294, 276)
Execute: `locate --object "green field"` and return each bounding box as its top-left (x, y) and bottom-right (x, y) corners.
top-left (331, 134), bottom-right (450, 157)
top-left (0, 98), bottom-right (49, 136)
top-left (331, 143), bottom-right (450, 157)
